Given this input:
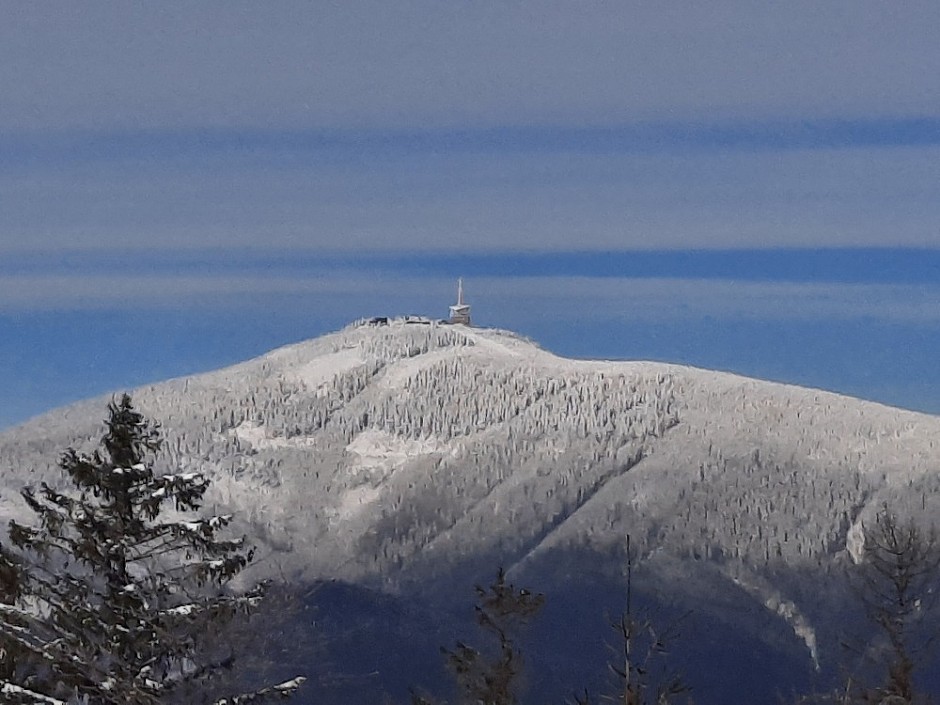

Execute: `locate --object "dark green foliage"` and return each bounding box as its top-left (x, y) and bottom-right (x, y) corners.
top-left (0, 394), bottom-right (304, 704)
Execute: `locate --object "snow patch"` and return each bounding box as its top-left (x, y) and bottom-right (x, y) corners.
top-left (457, 327), bottom-right (528, 358)
top-left (232, 421), bottom-right (268, 447)
top-left (378, 349), bottom-right (463, 389)
top-left (293, 347), bottom-right (365, 389)
top-left (846, 519), bottom-right (866, 564)
top-left (1, 683), bottom-right (66, 704)
top-left (765, 595), bottom-right (820, 671)
top-left (232, 421), bottom-right (317, 451)
top-left (335, 484), bottom-right (384, 521)
top-left (346, 429), bottom-right (447, 472)
top-left (731, 572), bottom-right (820, 670)
top-left (328, 430), bottom-right (449, 523)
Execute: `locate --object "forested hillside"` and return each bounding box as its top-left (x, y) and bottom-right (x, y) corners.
top-left (3, 319), bottom-right (939, 703)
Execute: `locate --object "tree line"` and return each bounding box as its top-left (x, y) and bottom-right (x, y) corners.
top-left (1, 397), bottom-right (938, 704)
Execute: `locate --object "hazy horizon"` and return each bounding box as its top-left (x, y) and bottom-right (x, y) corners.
top-left (2, 3), bottom-right (939, 429)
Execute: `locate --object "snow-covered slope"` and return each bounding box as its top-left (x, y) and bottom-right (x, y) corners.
top-left (2, 318), bottom-right (939, 696)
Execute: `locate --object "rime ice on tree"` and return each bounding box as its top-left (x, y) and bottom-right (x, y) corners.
top-left (0, 395), bottom-right (305, 705)
top-left (448, 278), bottom-right (471, 325)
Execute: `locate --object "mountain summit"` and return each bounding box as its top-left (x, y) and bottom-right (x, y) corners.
top-left (2, 318), bottom-right (939, 703)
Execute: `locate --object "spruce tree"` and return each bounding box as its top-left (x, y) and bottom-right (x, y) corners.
top-left (417, 567), bottom-right (543, 705)
top-left (0, 394), bottom-right (304, 704)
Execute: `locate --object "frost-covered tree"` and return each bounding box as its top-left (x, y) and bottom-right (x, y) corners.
top-left (0, 394), bottom-right (304, 705)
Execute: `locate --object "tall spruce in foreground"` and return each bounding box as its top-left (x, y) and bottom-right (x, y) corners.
top-left (0, 394), bottom-right (304, 705)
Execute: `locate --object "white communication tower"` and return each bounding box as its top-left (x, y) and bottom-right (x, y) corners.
top-left (448, 278), bottom-right (471, 325)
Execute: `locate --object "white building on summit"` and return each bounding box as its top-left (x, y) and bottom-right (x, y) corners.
top-left (448, 278), bottom-right (471, 325)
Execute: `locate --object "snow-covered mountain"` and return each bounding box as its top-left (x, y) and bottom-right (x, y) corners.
top-left (2, 318), bottom-right (939, 703)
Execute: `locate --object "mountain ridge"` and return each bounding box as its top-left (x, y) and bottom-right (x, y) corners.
top-left (2, 318), bottom-right (939, 703)
top-left (3, 318), bottom-right (938, 576)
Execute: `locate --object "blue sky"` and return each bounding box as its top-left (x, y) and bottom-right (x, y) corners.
top-left (2, 2), bottom-right (940, 429)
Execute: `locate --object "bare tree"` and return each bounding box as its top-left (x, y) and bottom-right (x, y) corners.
top-left (846, 504), bottom-right (940, 704)
top-left (573, 536), bottom-right (690, 705)
top-left (413, 567), bottom-right (544, 705)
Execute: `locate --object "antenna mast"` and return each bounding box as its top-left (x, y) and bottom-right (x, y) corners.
top-left (448, 278), bottom-right (471, 325)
